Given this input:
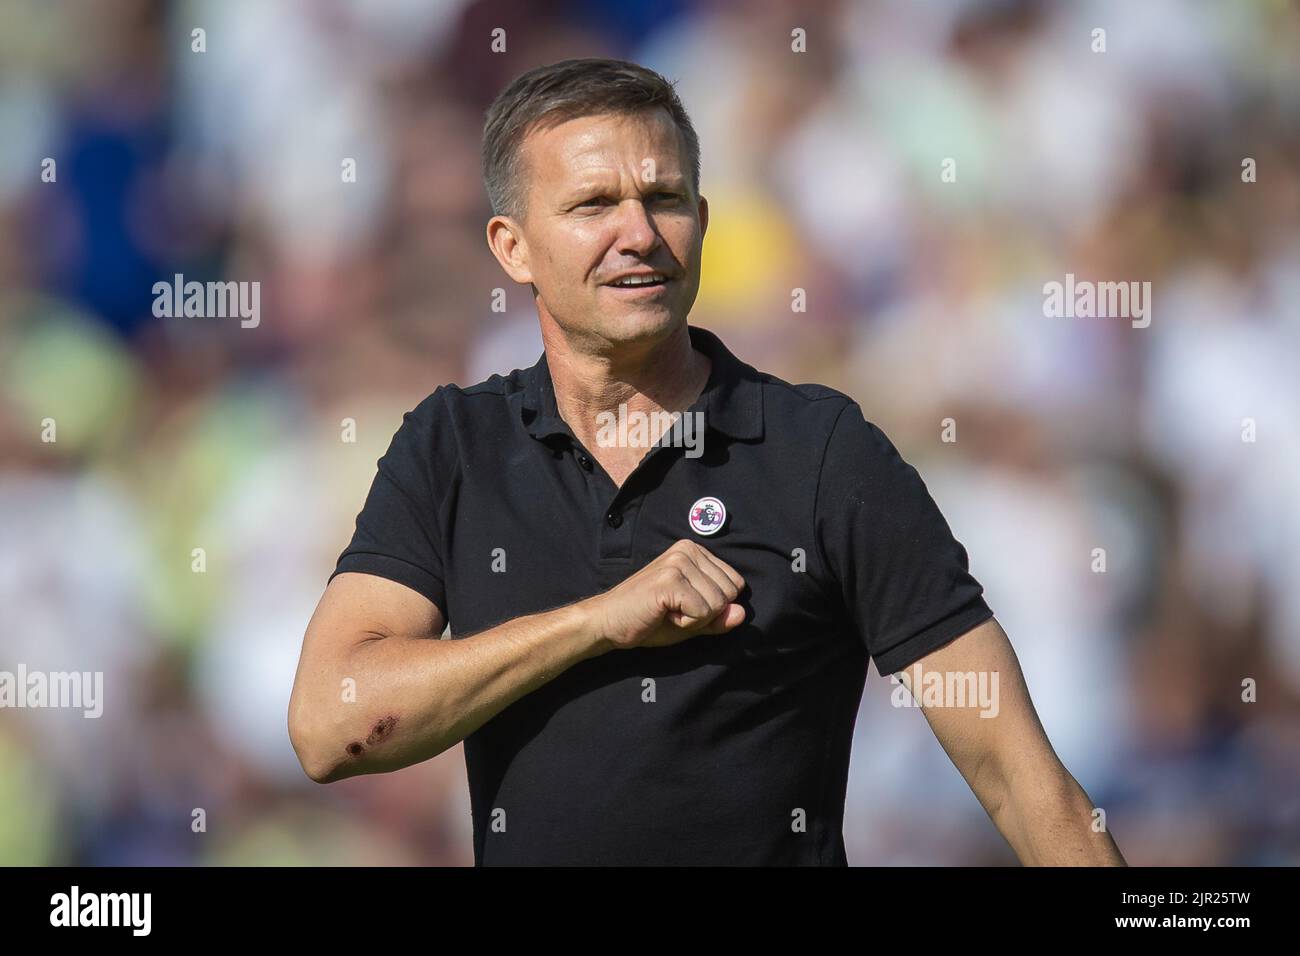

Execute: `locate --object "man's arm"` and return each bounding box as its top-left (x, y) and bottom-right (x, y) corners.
top-left (287, 540), bottom-right (745, 784)
top-left (895, 617), bottom-right (1127, 865)
top-left (288, 572), bottom-right (598, 784)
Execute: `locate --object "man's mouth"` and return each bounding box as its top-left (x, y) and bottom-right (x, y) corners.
top-left (604, 271), bottom-right (672, 290)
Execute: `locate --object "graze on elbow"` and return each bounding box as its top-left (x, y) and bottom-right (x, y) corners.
top-left (345, 714), bottom-right (398, 759)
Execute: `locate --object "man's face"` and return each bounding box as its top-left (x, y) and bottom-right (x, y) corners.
top-left (487, 109), bottom-right (707, 349)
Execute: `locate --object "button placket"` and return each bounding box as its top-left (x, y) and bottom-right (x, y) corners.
top-left (582, 433), bottom-right (682, 564)
top-left (598, 496), bottom-right (638, 560)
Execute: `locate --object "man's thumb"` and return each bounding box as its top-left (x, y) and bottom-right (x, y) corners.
top-left (696, 603), bottom-right (746, 634)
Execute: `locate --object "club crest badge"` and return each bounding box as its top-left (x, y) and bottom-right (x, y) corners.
top-left (688, 496), bottom-right (726, 536)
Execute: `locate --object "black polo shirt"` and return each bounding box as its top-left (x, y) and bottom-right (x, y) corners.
top-left (332, 324), bottom-right (994, 865)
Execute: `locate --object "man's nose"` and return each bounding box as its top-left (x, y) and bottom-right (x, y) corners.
top-left (613, 198), bottom-right (661, 257)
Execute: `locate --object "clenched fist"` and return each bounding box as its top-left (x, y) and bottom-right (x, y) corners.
top-left (587, 539), bottom-right (747, 650)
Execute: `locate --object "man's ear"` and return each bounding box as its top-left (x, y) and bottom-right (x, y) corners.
top-left (485, 215), bottom-right (534, 285)
top-left (698, 194), bottom-right (709, 239)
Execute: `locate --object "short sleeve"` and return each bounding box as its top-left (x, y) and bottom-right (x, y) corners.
top-left (330, 389), bottom-right (450, 616)
top-left (815, 402), bottom-right (993, 675)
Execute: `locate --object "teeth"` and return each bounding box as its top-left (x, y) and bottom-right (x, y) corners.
top-left (614, 274), bottom-right (664, 286)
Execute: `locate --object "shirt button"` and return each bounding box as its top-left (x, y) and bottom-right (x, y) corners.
top-left (605, 511), bottom-right (623, 528)
top-left (577, 453), bottom-right (593, 471)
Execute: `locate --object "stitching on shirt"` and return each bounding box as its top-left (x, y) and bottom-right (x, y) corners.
top-left (337, 549), bottom-right (439, 584)
top-left (813, 660), bottom-right (854, 865)
top-left (376, 448), bottom-right (442, 560)
top-left (422, 385), bottom-right (459, 557)
top-left (810, 400), bottom-right (856, 614)
top-left (756, 372), bottom-right (850, 403)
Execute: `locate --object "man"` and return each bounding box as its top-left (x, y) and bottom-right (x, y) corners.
top-left (288, 58), bottom-right (1126, 867)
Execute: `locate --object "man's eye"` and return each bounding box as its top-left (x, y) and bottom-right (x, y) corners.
top-left (577, 197), bottom-right (612, 209)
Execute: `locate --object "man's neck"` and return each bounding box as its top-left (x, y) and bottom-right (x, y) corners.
top-left (541, 321), bottom-right (711, 473)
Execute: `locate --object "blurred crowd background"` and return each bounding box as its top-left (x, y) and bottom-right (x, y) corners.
top-left (2, 0), bottom-right (1298, 866)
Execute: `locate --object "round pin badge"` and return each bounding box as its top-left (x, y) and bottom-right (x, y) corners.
top-left (688, 496), bottom-right (726, 536)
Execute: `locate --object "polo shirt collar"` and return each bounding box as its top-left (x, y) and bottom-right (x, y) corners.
top-left (520, 324), bottom-right (764, 443)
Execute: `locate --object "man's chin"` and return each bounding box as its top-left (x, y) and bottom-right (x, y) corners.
top-left (597, 308), bottom-right (682, 343)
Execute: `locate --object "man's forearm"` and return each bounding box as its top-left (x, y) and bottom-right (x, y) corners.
top-left (302, 600), bottom-right (611, 783)
top-left (991, 767), bottom-right (1127, 865)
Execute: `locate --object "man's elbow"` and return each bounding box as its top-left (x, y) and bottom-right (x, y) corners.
top-left (288, 701), bottom-right (346, 784)
top-left (298, 748), bottom-right (344, 785)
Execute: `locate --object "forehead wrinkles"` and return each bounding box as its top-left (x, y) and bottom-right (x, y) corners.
top-left (526, 112), bottom-right (685, 194)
